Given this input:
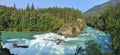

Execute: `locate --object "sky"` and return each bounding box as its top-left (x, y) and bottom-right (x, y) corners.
top-left (0, 0), bottom-right (109, 12)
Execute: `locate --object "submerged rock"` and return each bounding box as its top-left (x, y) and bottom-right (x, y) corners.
top-left (13, 43), bottom-right (28, 48)
top-left (55, 39), bottom-right (66, 45)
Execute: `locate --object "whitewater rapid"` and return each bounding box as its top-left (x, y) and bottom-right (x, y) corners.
top-left (2, 27), bottom-right (112, 55)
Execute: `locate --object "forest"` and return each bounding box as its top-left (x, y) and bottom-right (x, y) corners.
top-left (0, 4), bottom-right (83, 32)
top-left (85, 3), bottom-right (120, 55)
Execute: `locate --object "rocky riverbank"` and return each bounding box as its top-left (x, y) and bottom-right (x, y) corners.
top-left (0, 48), bottom-right (13, 55)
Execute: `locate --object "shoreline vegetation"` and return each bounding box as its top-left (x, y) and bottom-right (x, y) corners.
top-left (85, 3), bottom-right (120, 55)
top-left (0, 4), bottom-right (85, 37)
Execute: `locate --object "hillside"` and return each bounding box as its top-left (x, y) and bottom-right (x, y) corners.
top-left (85, 3), bottom-right (120, 55)
top-left (83, 0), bottom-right (120, 15)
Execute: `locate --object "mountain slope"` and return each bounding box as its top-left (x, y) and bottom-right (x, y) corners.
top-left (83, 0), bottom-right (120, 15)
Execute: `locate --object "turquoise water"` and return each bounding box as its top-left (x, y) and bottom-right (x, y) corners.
top-left (1, 27), bottom-right (112, 55)
top-left (1, 32), bottom-right (43, 41)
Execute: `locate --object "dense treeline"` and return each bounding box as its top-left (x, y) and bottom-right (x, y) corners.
top-left (0, 4), bottom-right (83, 32)
top-left (85, 3), bottom-right (120, 55)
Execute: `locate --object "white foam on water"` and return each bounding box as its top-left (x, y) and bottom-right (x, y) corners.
top-left (33, 33), bottom-right (65, 40)
top-left (3, 33), bottom-right (78, 55)
top-left (2, 27), bottom-right (112, 55)
top-left (3, 43), bottom-right (14, 49)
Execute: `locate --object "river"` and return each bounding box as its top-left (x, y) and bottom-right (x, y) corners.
top-left (1, 26), bottom-right (112, 55)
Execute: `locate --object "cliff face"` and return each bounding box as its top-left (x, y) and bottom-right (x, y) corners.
top-left (57, 18), bottom-right (85, 37)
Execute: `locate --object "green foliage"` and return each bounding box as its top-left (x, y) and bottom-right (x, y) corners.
top-left (0, 4), bottom-right (83, 32)
top-left (72, 26), bottom-right (76, 34)
top-left (85, 3), bottom-right (120, 55)
top-left (85, 40), bottom-right (102, 55)
top-left (75, 40), bottom-right (113, 55)
top-left (75, 45), bottom-right (86, 55)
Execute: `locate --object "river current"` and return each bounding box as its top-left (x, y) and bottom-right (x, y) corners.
top-left (1, 26), bottom-right (112, 55)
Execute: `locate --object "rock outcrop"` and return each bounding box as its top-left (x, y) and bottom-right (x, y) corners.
top-left (0, 43), bottom-right (13, 55)
top-left (57, 18), bottom-right (85, 37)
top-left (0, 48), bottom-right (13, 55)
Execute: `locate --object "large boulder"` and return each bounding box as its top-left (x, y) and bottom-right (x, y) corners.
top-left (0, 48), bottom-right (13, 55)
